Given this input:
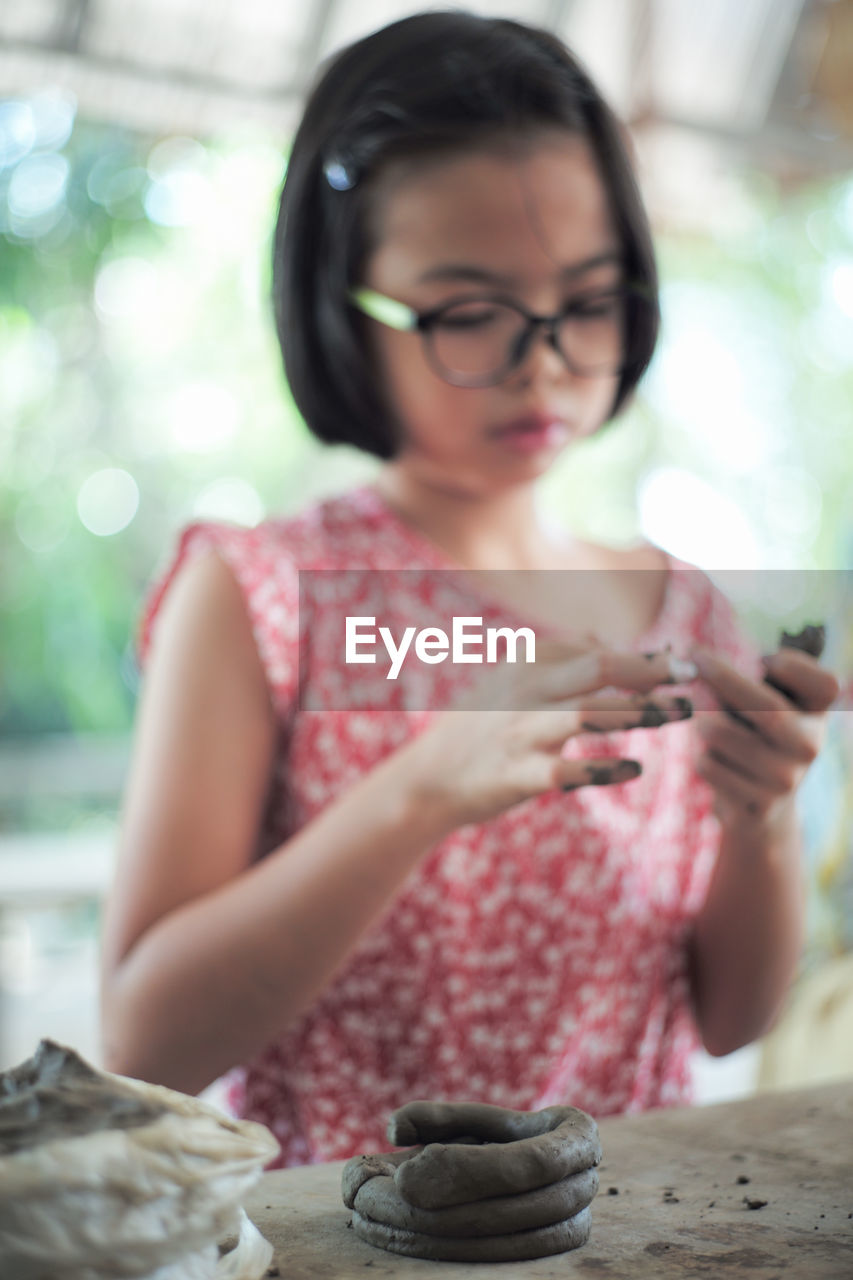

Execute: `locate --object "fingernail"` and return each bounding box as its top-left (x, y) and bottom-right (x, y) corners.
top-left (667, 656), bottom-right (699, 683)
top-left (640, 696), bottom-right (693, 725)
top-left (724, 703), bottom-right (755, 730)
top-left (585, 760), bottom-right (642, 786)
top-left (637, 701), bottom-right (668, 728)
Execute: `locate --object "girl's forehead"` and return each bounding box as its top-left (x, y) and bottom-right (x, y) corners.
top-left (367, 134), bottom-right (619, 283)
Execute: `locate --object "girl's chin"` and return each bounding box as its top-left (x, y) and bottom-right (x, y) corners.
top-left (391, 437), bottom-right (572, 494)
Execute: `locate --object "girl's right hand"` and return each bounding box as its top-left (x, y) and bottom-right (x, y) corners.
top-left (397, 640), bottom-right (697, 830)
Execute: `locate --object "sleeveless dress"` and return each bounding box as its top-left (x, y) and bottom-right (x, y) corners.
top-left (140, 483), bottom-right (759, 1168)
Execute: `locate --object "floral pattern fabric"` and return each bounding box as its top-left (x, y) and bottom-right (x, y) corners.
top-left (140, 484), bottom-right (759, 1168)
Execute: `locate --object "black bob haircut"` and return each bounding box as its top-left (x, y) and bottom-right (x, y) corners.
top-left (273, 10), bottom-right (660, 460)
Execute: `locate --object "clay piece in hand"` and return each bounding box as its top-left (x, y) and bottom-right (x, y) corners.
top-left (764, 623), bottom-right (826, 700)
top-left (341, 1100), bottom-right (601, 1262)
top-left (778, 624), bottom-right (825, 659)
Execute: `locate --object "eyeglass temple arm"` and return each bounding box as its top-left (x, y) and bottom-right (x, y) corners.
top-left (349, 287), bottom-right (419, 332)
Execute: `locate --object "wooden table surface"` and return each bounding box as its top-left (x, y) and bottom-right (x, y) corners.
top-left (244, 1080), bottom-right (853, 1278)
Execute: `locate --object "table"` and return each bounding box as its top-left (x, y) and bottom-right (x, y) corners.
top-left (244, 1080), bottom-right (853, 1278)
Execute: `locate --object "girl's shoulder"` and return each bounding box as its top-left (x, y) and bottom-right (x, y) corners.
top-left (569, 535), bottom-right (754, 661)
top-left (252, 483), bottom-right (409, 569)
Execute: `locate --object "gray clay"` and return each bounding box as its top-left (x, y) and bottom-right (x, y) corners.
top-left (341, 1149), bottom-right (412, 1209)
top-left (779, 625), bottom-right (825, 658)
top-left (342, 1101), bottom-right (601, 1262)
top-left (0, 1040), bottom-right (164, 1155)
top-left (390, 1101), bottom-right (602, 1209)
top-left (350, 1204), bottom-right (592, 1262)
top-left (353, 1165), bottom-right (599, 1237)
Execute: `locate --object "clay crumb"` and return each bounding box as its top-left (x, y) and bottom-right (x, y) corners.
top-left (744, 1197), bottom-right (768, 1211)
top-left (736, 1175), bottom-right (750, 1185)
top-left (708, 1201), bottom-right (715, 1208)
top-left (607, 1187), bottom-right (619, 1196)
top-left (266, 1269), bottom-right (280, 1278)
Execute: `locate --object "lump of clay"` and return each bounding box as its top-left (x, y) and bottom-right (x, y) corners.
top-left (0, 1038), bottom-right (166, 1154)
top-left (778, 624), bottom-right (825, 658)
top-left (0, 1039), bottom-right (279, 1280)
top-left (341, 1100), bottom-right (602, 1262)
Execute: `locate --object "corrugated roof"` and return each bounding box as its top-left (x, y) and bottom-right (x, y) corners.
top-left (1, 0), bottom-right (851, 192)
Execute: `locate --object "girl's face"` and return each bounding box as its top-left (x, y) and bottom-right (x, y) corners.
top-left (362, 131), bottom-right (624, 498)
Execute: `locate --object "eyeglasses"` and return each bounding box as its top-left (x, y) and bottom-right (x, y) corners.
top-left (349, 283), bottom-right (652, 388)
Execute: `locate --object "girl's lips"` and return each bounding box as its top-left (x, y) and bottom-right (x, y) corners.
top-left (491, 415), bottom-right (568, 452)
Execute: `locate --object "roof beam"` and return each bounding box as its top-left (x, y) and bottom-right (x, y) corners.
top-left (294, 0), bottom-right (339, 94)
top-left (51, 0), bottom-right (92, 54)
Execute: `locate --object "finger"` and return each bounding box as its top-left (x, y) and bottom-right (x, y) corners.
top-left (694, 715), bottom-right (800, 794)
top-left (524, 695), bottom-right (693, 749)
top-left (714, 703), bottom-right (820, 765)
top-left (577, 693), bottom-right (693, 733)
top-left (506, 751), bottom-right (640, 799)
top-left (555, 757), bottom-right (643, 793)
top-left (694, 750), bottom-right (774, 819)
top-left (533, 634), bottom-right (601, 664)
top-left (694, 645), bottom-right (839, 720)
top-left (535, 648), bottom-right (698, 703)
top-left (761, 650), bottom-right (841, 713)
top-left (692, 650), bottom-right (824, 760)
top-left (692, 647), bottom-right (795, 729)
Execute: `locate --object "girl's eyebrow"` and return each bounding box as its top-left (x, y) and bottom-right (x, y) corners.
top-left (416, 252), bottom-right (623, 286)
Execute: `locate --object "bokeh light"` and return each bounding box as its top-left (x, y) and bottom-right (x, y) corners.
top-left (638, 467), bottom-right (760, 569)
top-left (93, 255), bottom-right (158, 319)
top-left (76, 469), bottom-right (140, 537)
top-left (163, 381), bottom-right (242, 453)
top-left (192, 477), bottom-right (265, 525)
top-left (0, 100), bottom-right (36, 168)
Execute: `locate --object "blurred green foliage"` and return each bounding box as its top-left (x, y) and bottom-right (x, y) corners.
top-left (0, 109), bottom-right (365, 737)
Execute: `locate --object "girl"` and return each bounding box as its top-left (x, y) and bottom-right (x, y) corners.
top-left (99, 11), bottom-right (838, 1167)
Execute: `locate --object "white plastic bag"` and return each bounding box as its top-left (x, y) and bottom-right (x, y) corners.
top-left (0, 1040), bottom-right (279, 1280)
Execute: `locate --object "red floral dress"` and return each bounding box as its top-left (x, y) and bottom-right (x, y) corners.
top-left (140, 484), bottom-right (759, 1168)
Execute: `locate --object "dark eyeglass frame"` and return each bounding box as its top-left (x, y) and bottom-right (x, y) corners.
top-left (349, 283), bottom-right (652, 388)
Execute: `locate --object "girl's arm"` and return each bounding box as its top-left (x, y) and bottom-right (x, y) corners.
top-left (101, 552), bottom-right (698, 1095)
top-left (99, 551), bottom-right (457, 1095)
top-left (686, 646), bottom-right (840, 1057)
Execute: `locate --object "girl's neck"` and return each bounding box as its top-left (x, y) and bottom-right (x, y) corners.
top-left (373, 464), bottom-right (577, 572)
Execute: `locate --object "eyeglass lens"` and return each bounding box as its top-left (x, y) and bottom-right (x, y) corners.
top-left (427, 292), bottom-right (635, 385)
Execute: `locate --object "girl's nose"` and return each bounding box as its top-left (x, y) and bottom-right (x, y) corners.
top-left (505, 322), bottom-right (572, 388)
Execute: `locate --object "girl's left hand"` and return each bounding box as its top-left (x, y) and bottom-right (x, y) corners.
top-left (690, 645), bottom-right (840, 829)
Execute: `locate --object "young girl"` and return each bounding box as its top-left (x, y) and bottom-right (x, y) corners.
top-left (99, 12), bottom-right (838, 1167)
